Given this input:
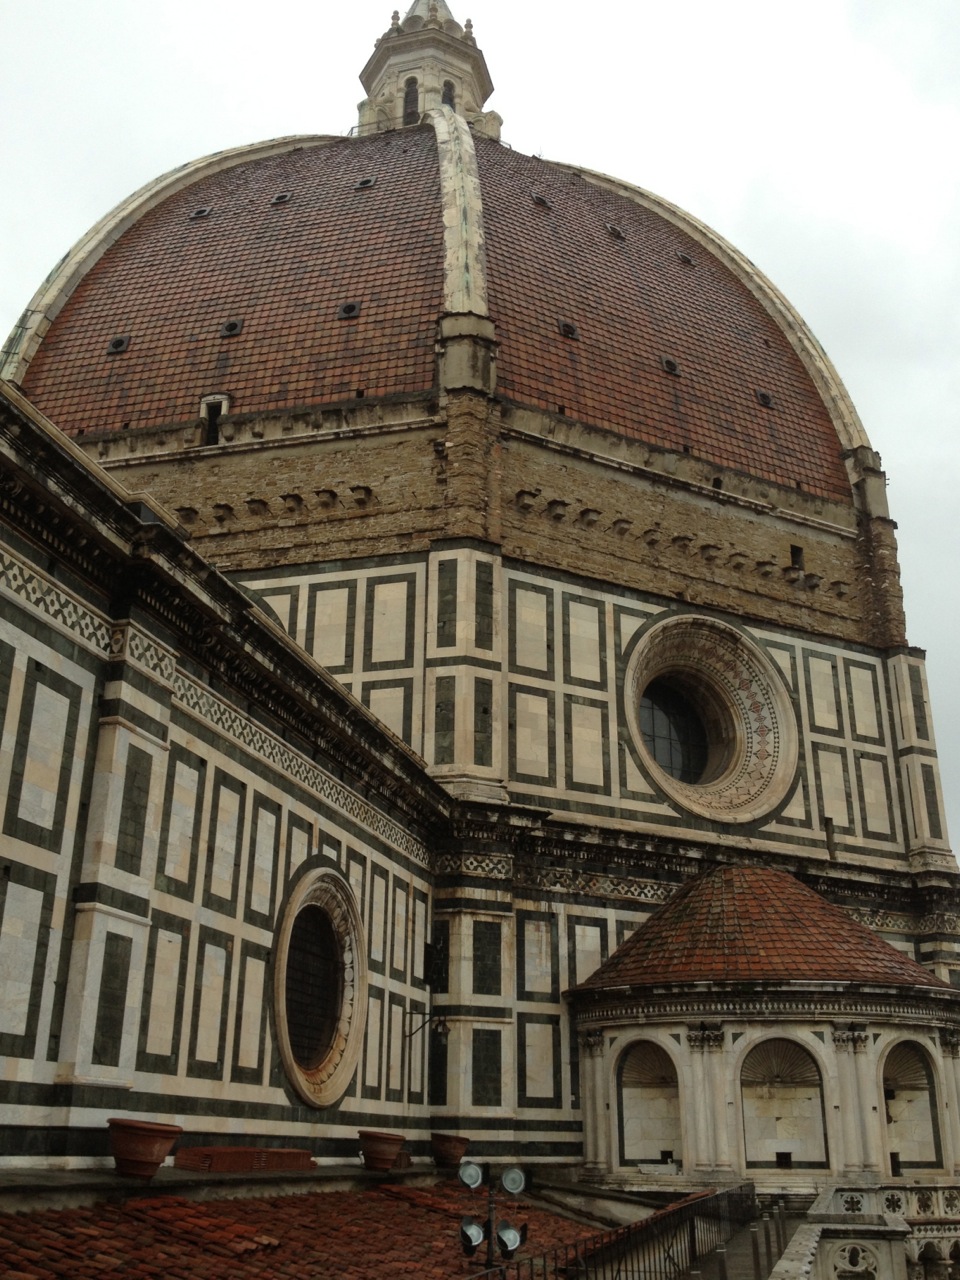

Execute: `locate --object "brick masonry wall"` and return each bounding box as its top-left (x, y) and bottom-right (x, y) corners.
top-left (92, 395), bottom-right (903, 647)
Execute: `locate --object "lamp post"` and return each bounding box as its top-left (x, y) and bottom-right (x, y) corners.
top-left (457, 1162), bottom-right (528, 1268)
top-left (403, 1009), bottom-right (450, 1040)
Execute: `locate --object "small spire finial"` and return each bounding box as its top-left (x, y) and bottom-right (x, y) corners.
top-left (427, 0), bottom-right (441, 26)
top-left (464, 17), bottom-right (475, 44)
top-left (390, 9), bottom-right (400, 29)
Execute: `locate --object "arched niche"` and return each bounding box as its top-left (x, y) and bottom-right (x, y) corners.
top-left (883, 1041), bottom-right (942, 1174)
top-left (617, 1041), bottom-right (681, 1168)
top-left (741, 1038), bottom-right (828, 1170)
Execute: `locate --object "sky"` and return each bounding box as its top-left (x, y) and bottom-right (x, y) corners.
top-left (3, 0), bottom-right (959, 843)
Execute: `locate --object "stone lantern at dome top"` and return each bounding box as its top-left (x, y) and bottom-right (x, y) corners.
top-left (358, 0), bottom-right (501, 137)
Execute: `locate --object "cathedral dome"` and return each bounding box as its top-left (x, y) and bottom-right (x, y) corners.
top-left (6, 16), bottom-right (868, 507)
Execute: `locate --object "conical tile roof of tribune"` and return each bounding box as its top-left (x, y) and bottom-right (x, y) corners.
top-left (575, 864), bottom-right (952, 993)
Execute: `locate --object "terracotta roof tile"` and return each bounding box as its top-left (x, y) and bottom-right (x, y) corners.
top-left (0, 1183), bottom-right (588, 1278)
top-left (475, 139), bottom-right (849, 500)
top-left (24, 132), bottom-right (851, 501)
top-left (23, 130), bottom-right (445, 435)
top-left (575, 864), bottom-right (952, 992)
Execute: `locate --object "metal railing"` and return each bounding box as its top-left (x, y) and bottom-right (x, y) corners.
top-left (470, 1183), bottom-right (755, 1280)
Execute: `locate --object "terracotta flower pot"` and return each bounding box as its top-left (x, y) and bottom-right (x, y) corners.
top-left (358, 1129), bottom-right (405, 1172)
top-left (107, 1117), bottom-right (183, 1179)
top-left (430, 1132), bottom-right (470, 1168)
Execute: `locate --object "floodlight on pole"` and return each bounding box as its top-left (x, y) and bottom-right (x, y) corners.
top-left (456, 1162), bottom-right (529, 1267)
top-left (459, 1217), bottom-right (487, 1257)
top-left (458, 1161), bottom-right (485, 1189)
top-left (496, 1220), bottom-right (528, 1260)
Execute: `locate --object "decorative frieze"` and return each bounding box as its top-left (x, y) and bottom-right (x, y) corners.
top-left (0, 549), bottom-right (112, 653)
top-left (173, 671), bottom-right (429, 866)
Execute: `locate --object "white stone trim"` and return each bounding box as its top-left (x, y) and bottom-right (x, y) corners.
top-left (426, 106), bottom-right (488, 316)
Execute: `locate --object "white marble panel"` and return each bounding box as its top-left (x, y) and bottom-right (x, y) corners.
top-left (259, 592), bottom-right (292, 634)
top-left (409, 1019), bottom-right (424, 1096)
top-left (145, 929), bottom-right (182, 1057)
top-left (392, 884), bottom-right (407, 973)
top-left (515, 588), bottom-right (549, 671)
top-left (288, 823), bottom-right (310, 876)
top-left (0, 882), bottom-right (43, 1037)
top-left (388, 1001), bottom-right (404, 1093)
top-left (367, 685), bottom-right (406, 740)
top-left (618, 612), bottom-right (645, 651)
top-left (809, 657), bottom-right (840, 731)
top-left (412, 896), bottom-right (426, 983)
top-left (523, 918), bottom-right (554, 993)
top-left (17, 683), bottom-right (69, 829)
top-left (312, 587), bottom-right (351, 669)
top-left (209, 785), bottom-right (242, 901)
top-left (860, 757), bottom-right (891, 834)
top-left (370, 874), bottom-right (387, 964)
top-left (370, 580), bottom-right (408, 664)
top-left (818, 749), bottom-right (850, 826)
top-left (567, 600), bottom-right (601, 684)
top-left (194, 944), bottom-right (227, 1063)
top-left (572, 922), bottom-right (604, 985)
top-left (569, 702), bottom-right (605, 787)
top-left (236, 955), bottom-right (265, 1071)
top-left (523, 1020), bottom-right (555, 1098)
top-left (249, 807), bottom-right (277, 916)
top-left (622, 1084), bottom-right (681, 1161)
top-left (348, 857), bottom-right (365, 911)
top-left (514, 691), bottom-right (550, 778)
top-left (849, 665), bottom-right (880, 739)
top-left (742, 1085), bottom-right (825, 1162)
top-left (163, 757), bottom-right (200, 882)
top-left (779, 779), bottom-right (807, 821)
top-left (364, 993), bottom-right (383, 1089)
top-left (888, 1091), bottom-right (937, 1163)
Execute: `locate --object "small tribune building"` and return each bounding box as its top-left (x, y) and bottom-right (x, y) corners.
top-left (2, 0), bottom-right (959, 1220)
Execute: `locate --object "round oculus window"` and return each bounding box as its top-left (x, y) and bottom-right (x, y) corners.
top-left (274, 869), bottom-right (367, 1107)
top-left (624, 615), bottom-right (798, 824)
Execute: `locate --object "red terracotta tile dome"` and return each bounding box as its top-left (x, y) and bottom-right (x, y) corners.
top-left (18, 127), bottom-right (852, 500)
top-left (575, 864), bottom-right (951, 992)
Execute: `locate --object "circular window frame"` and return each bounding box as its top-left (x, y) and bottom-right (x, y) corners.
top-left (624, 615), bottom-right (798, 824)
top-left (273, 868), bottom-right (367, 1108)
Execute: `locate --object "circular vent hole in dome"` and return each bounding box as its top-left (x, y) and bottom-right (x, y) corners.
top-left (558, 320), bottom-right (579, 340)
top-left (606, 223), bottom-right (625, 241)
top-left (676, 250), bottom-right (694, 265)
top-left (271, 191), bottom-right (293, 205)
top-left (219, 319), bottom-right (243, 338)
top-left (189, 206), bottom-right (211, 220)
top-left (757, 390), bottom-right (774, 408)
top-left (355, 177), bottom-right (376, 190)
top-left (338, 302), bottom-right (361, 320)
top-left (531, 192), bottom-right (552, 209)
top-left (661, 356), bottom-right (681, 376)
top-left (107, 335), bottom-right (130, 355)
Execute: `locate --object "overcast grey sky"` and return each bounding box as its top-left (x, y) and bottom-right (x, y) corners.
top-left (3, 0), bottom-right (959, 844)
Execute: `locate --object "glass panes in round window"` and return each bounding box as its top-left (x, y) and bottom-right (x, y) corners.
top-left (639, 677), bottom-right (709, 783)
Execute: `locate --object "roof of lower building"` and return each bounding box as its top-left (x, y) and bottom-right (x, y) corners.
top-left (0, 1181), bottom-right (588, 1278)
top-left (574, 864), bottom-right (953, 993)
